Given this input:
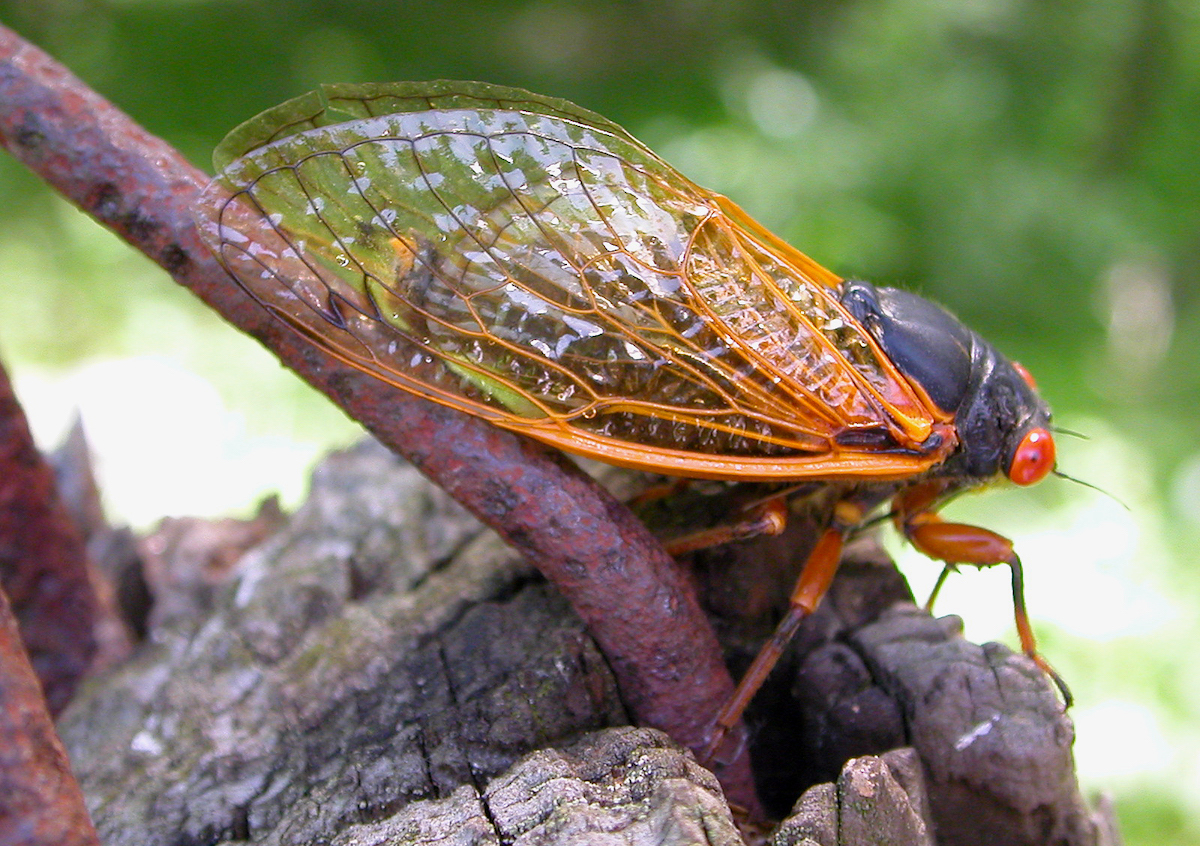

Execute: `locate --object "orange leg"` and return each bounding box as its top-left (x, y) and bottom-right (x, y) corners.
top-left (899, 507), bottom-right (1072, 705)
top-left (663, 497), bottom-right (789, 556)
top-left (626, 477), bottom-right (692, 509)
top-left (702, 499), bottom-right (865, 763)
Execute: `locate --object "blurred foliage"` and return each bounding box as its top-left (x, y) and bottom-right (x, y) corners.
top-left (2, 0), bottom-right (1198, 842)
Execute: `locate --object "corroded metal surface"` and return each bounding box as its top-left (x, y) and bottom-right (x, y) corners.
top-left (0, 26), bottom-right (756, 809)
top-left (0, 360), bottom-right (96, 713)
top-left (0, 589), bottom-right (99, 846)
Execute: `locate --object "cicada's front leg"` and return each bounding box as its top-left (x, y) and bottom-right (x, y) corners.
top-left (893, 481), bottom-right (1071, 704)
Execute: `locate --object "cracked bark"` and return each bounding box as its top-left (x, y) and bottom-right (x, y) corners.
top-left (58, 440), bottom-right (1119, 845)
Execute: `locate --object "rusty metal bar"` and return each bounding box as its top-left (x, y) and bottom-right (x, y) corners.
top-left (0, 26), bottom-right (760, 810)
top-left (0, 356), bottom-right (97, 714)
top-left (0, 585), bottom-right (100, 846)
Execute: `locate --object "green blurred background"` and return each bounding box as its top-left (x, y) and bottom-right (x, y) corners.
top-left (1, 1), bottom-right (1197, 842)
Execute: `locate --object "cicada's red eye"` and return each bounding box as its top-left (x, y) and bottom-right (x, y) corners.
top-left (1008, 427), bottom-right (1055, 485)
top-left (1012, 361), bottom-right (1038, 391)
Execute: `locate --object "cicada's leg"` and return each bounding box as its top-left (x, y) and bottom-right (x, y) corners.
top-left (663, 497), bottom-right (788, 557)
top-left (893, 487), bottom-right (1072, 705)
top-left (626, 477), bottom-right (692, 509)
top-left (701, 498), bottom-right (866, 764)
top-left (924, 563), bottom-right (955, 611)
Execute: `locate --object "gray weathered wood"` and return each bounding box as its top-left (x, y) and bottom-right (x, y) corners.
top-left (58, 439), bottom-right (1118, 844)
top-left (773, 748), bottom-right (933, 846)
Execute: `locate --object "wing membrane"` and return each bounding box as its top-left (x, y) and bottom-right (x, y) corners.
top-left (197, 82), bottom-right (946, 481)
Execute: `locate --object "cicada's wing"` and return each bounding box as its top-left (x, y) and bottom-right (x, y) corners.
top-left (196, 82), bottom-right (948, 481)
top-left (212, 81), bottom-right (644, 171)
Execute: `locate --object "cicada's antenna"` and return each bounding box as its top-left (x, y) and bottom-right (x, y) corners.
top-left (1051, 426), bottom-right (1089, 441)
top-left (1047, 426), bottom-right (1130, 510)
top-left (1053, 469), bottom-right (1131, 512)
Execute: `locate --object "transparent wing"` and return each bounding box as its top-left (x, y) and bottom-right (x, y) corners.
top-left (196, 82), bottom-right (945, 481)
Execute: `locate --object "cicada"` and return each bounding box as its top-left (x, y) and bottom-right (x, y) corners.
top-left (195, 81), bottom-right (1062, 753)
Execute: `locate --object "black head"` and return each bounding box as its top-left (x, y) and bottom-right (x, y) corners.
top-left (839, 280), bottom-right (1055, 486)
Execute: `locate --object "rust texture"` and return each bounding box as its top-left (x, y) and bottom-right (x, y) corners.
top-left (0, 358), bottom-right (97, 714)
top-left (0, 27), bottom-right (759, 811)
top-left (0, 586), bottom-right (100, 846)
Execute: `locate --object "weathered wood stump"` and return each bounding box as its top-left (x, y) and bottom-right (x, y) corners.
top-left (58, 440), bottom-right (1118, 845)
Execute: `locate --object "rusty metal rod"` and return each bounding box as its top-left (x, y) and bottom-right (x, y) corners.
top-left (0, 354), bottom-right (97, 714)
top-left (0, 26), bottom-right (760, 810)
top-left (0, 584), bottom-right (100, 846)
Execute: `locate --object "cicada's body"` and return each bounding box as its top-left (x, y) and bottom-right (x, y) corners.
top-left (195, 82), bottom-right (1062, 753)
